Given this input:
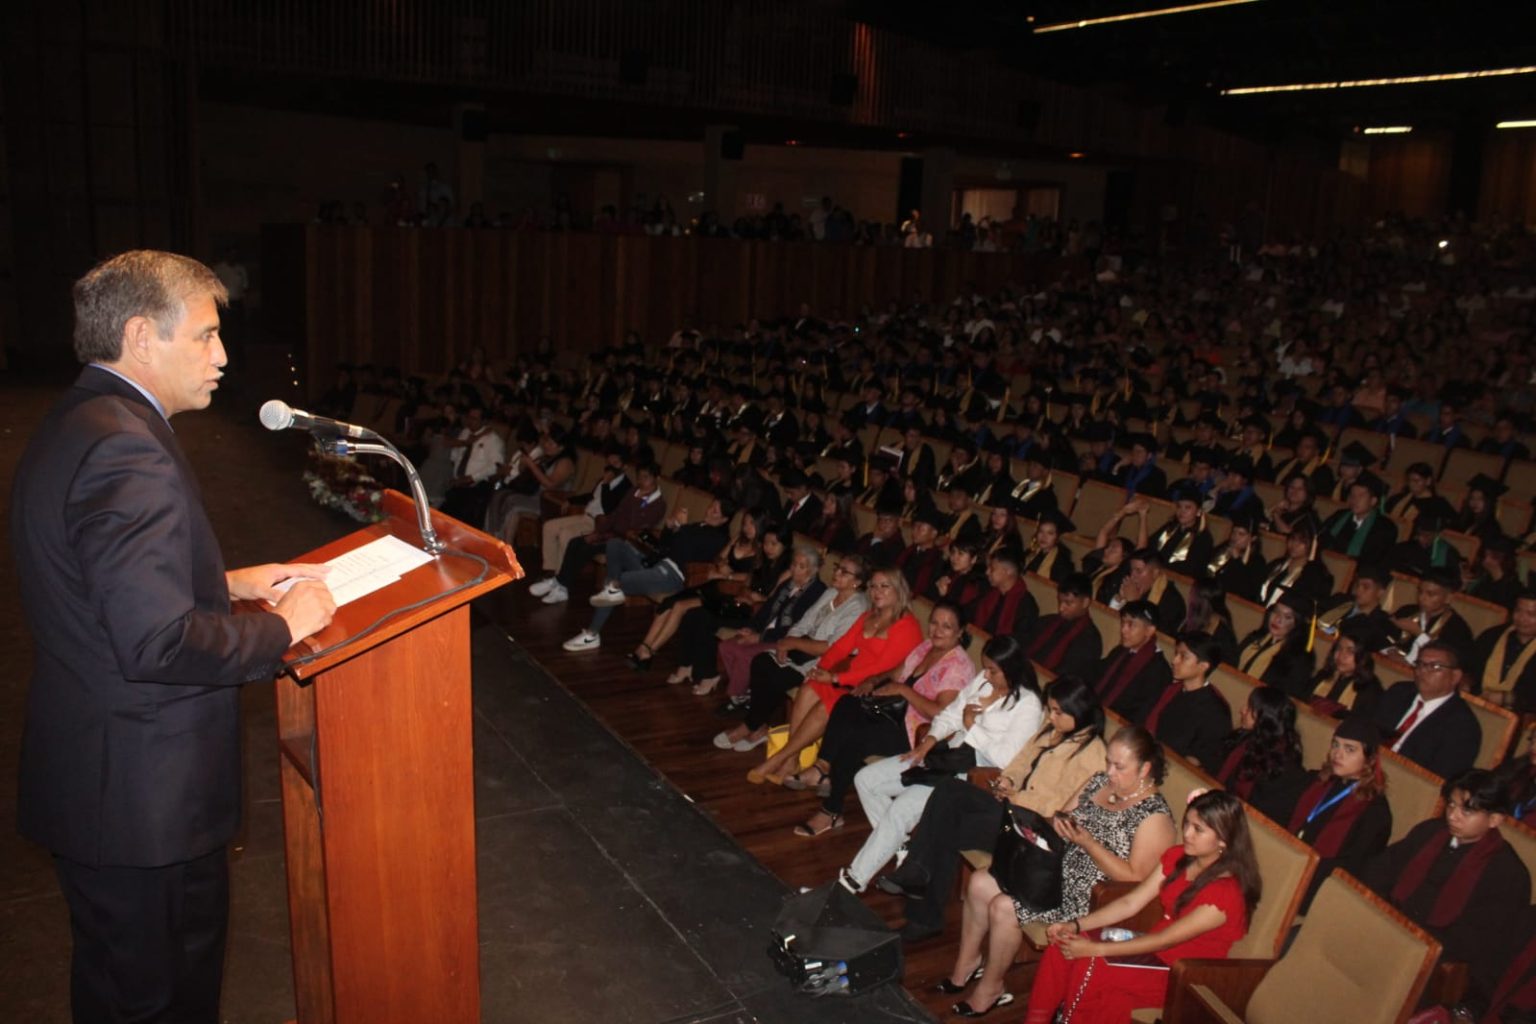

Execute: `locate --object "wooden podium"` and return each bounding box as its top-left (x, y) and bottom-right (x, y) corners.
top-left (268, 490), bottom-right (520, 1024)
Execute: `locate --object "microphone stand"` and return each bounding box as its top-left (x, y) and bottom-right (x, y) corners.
top-left (318, 437), bottom-right (447, 555)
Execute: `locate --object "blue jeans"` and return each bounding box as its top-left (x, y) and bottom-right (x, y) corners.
top-left (590, 540), bottom-right (684, 633)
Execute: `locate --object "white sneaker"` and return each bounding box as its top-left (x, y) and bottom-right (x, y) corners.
top-left (712, 731), bottom-right (736, 750)
top-left (732, 734), bottom-right (768, 753)
top-left (528, 577), bottom-right (556, 597)
top-left (562, 630), bottom-right (601, 652)
top-left (541, 583), bottom-right (569, 604)
top-left (589, 583), bottom-right (627, 607)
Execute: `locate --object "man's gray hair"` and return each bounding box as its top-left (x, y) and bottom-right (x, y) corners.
top-left (793, 545), bottom-right (823, 568)
top-left (72, 250), bottom-right (228, 364)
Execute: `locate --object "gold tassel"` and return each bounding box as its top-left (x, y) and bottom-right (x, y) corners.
top-left (1307, 613), bottom-right (1317, 653)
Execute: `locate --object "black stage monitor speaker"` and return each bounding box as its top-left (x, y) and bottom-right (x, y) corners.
top-left (720, 129), bottom-right (745, 161)
top-left (767, 883), bottom-right (902, 997)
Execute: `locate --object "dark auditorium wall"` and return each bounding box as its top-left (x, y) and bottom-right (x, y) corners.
top-left (270, 226), bottom-right (1078, 389)
top-left (1480, 131), bottom-right (1536, 226)
top-left (1366, 132), bottom-right (1456, 219)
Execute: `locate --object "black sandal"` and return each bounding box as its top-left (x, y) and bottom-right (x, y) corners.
top-left (781, 763), bottom-right (827, 792)
top-left (951, 993), bottom-right (1012, 1018)
top-left (625, 643), bottom-right (654, 671)
top-left (933, 964), bottom-right (984, 994)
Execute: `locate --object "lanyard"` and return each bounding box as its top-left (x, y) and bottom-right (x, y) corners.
top-left (1304, 781), bottom-right (1358, 828)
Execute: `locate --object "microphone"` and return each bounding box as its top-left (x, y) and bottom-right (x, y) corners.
top-left (259, 400), bottom-right (376, 439)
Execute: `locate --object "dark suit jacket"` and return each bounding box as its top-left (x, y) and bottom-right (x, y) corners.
top-left (11, 367), bottom-right (293, 867)
top-left (1373, 683), bottom-right (1482, 780)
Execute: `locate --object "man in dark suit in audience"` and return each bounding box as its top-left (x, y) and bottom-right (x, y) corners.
top-left (1373, 640), bottom-right (1483, 780)
top-left (780, 470), bottom-right (821, 536)
top-left (10, 250), bottom-right (337, 1023)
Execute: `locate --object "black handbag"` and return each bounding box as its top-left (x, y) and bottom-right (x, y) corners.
top-left (858, 694), bottom-right (909, 727)
top-left (899, 743), bottom-right (978, 786)
top-left (989, 804), bottom-right (1066, 911)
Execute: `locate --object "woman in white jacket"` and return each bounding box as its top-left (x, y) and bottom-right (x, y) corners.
top-left (834, 635), bottom-right (1043, 893)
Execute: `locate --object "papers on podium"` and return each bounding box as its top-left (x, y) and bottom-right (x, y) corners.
top-left (275, 534), bottom-right (435, 607)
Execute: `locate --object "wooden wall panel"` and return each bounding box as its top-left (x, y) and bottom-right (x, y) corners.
top-left (1480, 133), bottom-right (1536, 226)
top-left (276, 227), bottom-right (1083, 383)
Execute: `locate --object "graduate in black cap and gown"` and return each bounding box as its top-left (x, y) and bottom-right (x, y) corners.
top-left (1234, 589), bottom-right (1318, 698)
top-left (1320, 476), bottom-right (1398, 566)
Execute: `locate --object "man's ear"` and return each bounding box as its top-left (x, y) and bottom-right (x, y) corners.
top-left (121, 315), bottom-right (157, 366)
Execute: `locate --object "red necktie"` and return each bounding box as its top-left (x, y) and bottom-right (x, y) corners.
top-left (1392, 699), bottom-right (1424, 747)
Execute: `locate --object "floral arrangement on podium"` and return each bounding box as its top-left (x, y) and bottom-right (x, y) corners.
top-left (303, 448), bottom-right (386, 523)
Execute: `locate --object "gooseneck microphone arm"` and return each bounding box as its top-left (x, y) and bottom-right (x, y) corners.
top-left (316, 438), bottom-right (446, 555)
top-left (261, 400), bottom-right (445, 555)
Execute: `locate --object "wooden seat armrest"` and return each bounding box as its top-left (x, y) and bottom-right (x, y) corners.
top-left (1090, 880), bottom-right (1162, 932)
top-left (1166, 959), bottom-right (1276, 1024)
top-left (1423, 960), bottom-right (1470, 1009)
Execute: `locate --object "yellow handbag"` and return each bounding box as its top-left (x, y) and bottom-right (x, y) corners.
top-left (764, 726), bottom-right (820, 771)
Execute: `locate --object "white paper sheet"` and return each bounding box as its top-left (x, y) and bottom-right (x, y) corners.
top-left (273, 534), bottom-right (435, 608)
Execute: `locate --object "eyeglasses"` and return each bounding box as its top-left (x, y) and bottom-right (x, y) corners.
top-left (1415, 661), bottom-right (1453, 673)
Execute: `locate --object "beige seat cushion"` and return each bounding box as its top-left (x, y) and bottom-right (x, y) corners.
top-left (1245, 875), bottom-right (1438, 1024)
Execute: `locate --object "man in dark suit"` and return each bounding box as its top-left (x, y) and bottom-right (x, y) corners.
top-left (10, 250), bottom-right (337, 1022)
top-left (1373, 640), bottom-right (1483, 780)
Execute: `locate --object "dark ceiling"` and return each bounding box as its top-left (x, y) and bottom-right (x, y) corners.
top-left (850, 0), bottom-right (1536, 138)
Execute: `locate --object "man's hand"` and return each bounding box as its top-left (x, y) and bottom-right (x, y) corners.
top-left (227, 562), bottom-right (331, 603)
top-left (272, 580), bottom-right (336, 645)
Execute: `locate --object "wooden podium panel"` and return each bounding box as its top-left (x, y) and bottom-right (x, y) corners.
top-left (270, 490), bottom-right (518, 1024)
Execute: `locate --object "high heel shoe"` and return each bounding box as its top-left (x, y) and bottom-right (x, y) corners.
top-left (933, 964), bottom-right (985, 994)
top-left (625, 643), bottom-right (654, 671)
top-left (666, 666), bottom-right (692, 685)
top-left (690, 675), bottom-right (721, 696)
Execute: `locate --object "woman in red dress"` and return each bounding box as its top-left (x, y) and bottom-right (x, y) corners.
top-left (748, 567), bottom-right (923, 784)
top-left (1013, 790), bottom-right (1261, 1023)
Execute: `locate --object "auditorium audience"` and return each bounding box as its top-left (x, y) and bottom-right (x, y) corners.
top-left (319, 210), bottom-right (1536, 1018)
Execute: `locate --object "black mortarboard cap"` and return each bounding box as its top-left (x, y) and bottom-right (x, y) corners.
top-left (1339, 441), bottom-right (1379, 469)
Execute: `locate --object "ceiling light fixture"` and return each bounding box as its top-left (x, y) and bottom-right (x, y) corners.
top-left (1222, 64), bottom-right (1536, 95)
top-left (1034, 0), bottom-right (1260, 33)
top-left (1497, 119), bottom-right (1536, 129)
top-left (1360, 125), bottom-right (1413, 134)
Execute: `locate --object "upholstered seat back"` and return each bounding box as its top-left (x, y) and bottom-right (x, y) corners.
top-left (1233, 812), bottom-right (1318, 958)
top-left (1245, 873), bottom-right (1440, 1024)
top-left (1380, 752), bottom-right (1445, 843)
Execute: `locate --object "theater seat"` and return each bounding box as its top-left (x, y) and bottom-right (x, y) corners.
top-left (1160, 871), bottom-right (1441, 1024)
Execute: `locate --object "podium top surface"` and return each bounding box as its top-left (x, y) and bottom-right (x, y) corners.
top-left (270, 490), bottom-right (521, 680)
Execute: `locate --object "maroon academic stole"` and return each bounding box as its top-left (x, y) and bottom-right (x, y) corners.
top-left (1027, 615), bottom-right (1093, 671)
top-left (1389, 824), bottom-right (1508, 928)
top-left (1096, 644), bottom-right (1158, 708)
top-left (1288, 775), bottom-right (1374, 858)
